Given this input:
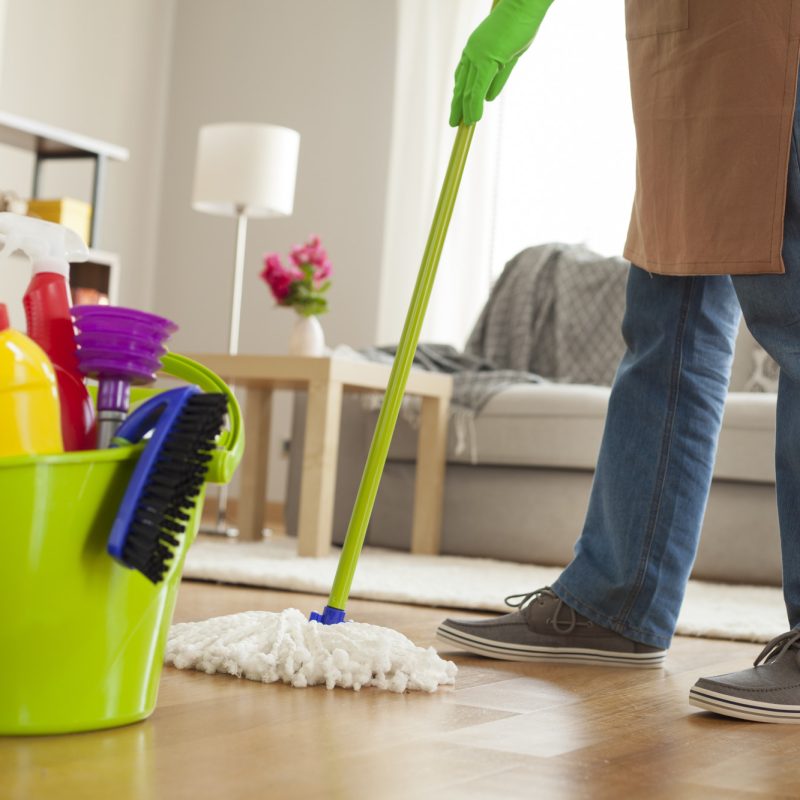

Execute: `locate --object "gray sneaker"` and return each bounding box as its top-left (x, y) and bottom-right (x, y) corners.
top-left (436, 587), bottom-right (667, 667)
top-left (690, 630), bottom-right (800, 723)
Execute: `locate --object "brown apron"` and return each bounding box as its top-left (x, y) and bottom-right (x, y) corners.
top-left (624, 0), bottom-right (800, 275)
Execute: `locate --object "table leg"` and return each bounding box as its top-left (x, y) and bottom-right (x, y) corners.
top-left (411, 393), bottom-right (450, 554)
top-left (297, 380), bottom-right (343, 557)
top-left (238, 386), bottom-right (273, 541)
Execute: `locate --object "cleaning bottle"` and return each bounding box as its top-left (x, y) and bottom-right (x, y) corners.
top-left (0, 302), bottom-right (63, 457)
top-left (0, 212), bottom-right (96, 451)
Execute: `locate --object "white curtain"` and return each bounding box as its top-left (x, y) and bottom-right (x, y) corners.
top-left (377, 0), bottom-right (499, 347)
top-left (491, 0), bottom-right (635, 281)
top-left (379, 0), bottom-right (635, 348)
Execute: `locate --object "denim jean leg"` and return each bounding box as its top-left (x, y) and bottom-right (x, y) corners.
top-left (551, 265), bottom-right (741, 650)
top-left (732, 93), bottom-right (800, 629)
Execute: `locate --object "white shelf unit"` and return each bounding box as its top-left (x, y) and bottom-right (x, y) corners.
top-left (0, 110), bottom-right (129, 304)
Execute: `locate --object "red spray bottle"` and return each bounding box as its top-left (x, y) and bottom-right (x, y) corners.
top-left (0, 212), bottom-right (96, 450)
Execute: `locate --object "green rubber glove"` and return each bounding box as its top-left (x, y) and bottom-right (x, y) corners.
top-left (450, 0), bottom-right (555, 127)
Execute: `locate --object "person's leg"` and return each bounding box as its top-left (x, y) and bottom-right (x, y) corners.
top-left (730, 146), bottom-right (800, 629)
top-left (690, 261), bottom-right (800, 720)
top-left (438, 263), bottom-right (742, 662)
top-left (550, 266), bottom-right (741, 650)
top-left (689, 100), bottom-right (800, 723)
top-left (683, 59), bottom-right (800, 723)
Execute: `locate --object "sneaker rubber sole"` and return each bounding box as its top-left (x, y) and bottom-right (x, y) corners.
top-left (689, 685), bottom-right (800, 723)
top-left (436, 622), bottom-right (667, 668)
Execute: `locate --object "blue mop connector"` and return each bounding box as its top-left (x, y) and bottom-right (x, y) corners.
top-left (309, 605), bottom-right (346, 625)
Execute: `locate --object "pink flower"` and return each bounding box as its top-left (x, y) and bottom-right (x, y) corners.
top-left (289, 245), bottom-right (304, 266)
top-left (290, 235), bottom-right (329, 269)
top-left (270, 273), bottom-right (292, 301)
top-left (263, 253), bottom-right (283, 274)
top-left (261, 253), bottom-right (302, 302)
top-left (261, 236), bottom-right (332, 313)
top-left (314, 259), bottom-right (332, 282)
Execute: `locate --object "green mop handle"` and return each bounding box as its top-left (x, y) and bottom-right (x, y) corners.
top-left (326, 120), bottom-right (477, 611)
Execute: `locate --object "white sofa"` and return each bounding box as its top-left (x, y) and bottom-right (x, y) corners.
top-left (285, 321), bottom-right (780, 585)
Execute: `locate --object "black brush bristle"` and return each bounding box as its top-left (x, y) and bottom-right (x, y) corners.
top-left (122, 393), bottom-right (227, 583)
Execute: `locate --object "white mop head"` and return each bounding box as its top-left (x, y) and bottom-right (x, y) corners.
top-left (166, 608), bottom-right (457, 693)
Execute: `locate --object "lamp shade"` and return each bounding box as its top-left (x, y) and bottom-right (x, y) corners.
top-left (192, 123), bottom-right (300, 218)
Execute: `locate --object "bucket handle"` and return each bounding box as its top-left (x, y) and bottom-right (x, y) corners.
top-left (162, 352), bottom-right (243, 485)
top-left (130, 352), bottom-right (243, 485)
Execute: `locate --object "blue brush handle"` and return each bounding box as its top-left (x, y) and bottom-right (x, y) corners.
top-left (112, 386), bottom-right (196, 445)
top-left (107, 386), bottom-right (199, 564)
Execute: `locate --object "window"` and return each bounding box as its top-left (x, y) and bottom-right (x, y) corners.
top-left (491, 1), bottom-right (635, 283)
top-left (381, 0), bottom-right (636, 347)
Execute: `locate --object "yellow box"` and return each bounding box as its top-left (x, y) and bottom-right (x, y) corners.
top-left (26, 197), bottom-right (92, 246)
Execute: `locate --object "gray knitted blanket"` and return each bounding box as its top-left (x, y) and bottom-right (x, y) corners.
top-left (361, 242), bottom-right (629, 415)
top-left (466, 242), bottom-right (629, 386)
top-left (355, 243), bottom-right (629, 460)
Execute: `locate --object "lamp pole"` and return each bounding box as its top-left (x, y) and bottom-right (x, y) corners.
top-left (228, 207), bottom-right (248, 355)
top-left (205, 206), bottom-right (248, 537)
top-left (191, 122), bottom-right (300, 539)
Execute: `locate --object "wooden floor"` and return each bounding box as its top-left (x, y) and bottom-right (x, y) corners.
top-left (5, 582), bottom-right (800, 800)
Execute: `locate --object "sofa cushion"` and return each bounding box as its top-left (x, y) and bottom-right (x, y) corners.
top-left (715, 392), bottom-right (775, 483)
top-left (382, 383), bottom-right (776, 484)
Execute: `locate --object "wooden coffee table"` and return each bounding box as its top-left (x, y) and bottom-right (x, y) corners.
top-left (189, 354), bottom-right (453, 557)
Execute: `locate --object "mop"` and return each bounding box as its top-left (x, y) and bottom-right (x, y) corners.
top-left (166, 4), bottom-right (499, 693)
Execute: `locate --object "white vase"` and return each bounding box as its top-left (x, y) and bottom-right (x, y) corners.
top-left (288, 314), bottom-right (325, 356)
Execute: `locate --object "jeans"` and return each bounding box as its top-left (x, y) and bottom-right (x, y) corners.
top-left (551, 94), bottom-right (800, 652)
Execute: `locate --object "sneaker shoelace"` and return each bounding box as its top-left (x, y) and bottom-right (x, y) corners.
top-left (754, 629), bottom-right (800, 667)
top-left (504, 587), bottom-right (593, 635)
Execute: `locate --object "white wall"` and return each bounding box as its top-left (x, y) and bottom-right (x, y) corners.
top-left (154, 0), bottom-right (397, 503)
top-left (154, 0), bottom-right (395, 355)
top-left (0, 0), bottom-right (175, 320)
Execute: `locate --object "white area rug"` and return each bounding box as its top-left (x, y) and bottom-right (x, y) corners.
top-left (182, 537), bottom-right (788, 644)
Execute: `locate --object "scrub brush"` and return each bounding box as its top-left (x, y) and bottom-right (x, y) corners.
top-left (107, 385), bottom-right (228, 583)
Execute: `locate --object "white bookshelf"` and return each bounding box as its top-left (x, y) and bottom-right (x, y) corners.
top-left (0, 111), bottom-right (128, 311)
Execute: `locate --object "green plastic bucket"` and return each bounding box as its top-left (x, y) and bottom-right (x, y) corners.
top-left (0, 353), bottom-right (243, 735)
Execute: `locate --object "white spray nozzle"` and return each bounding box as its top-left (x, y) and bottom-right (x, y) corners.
top-left (0, 211), bottom-right (88, 277)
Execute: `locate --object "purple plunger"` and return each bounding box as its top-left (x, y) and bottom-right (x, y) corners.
top-left (72, 306), bottom-right (178, 448)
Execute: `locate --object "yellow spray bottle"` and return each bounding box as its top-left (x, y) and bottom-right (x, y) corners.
top-left (0, 302), bottom-right (63, 457)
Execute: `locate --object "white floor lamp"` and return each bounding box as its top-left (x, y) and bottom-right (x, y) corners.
top-left (192, 122), bottom-right (300, 536)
